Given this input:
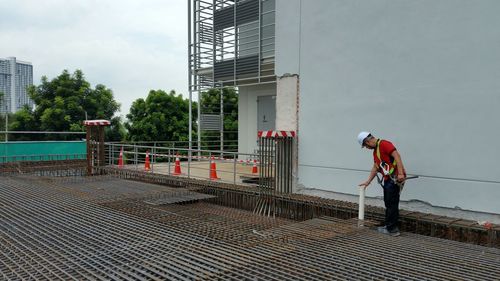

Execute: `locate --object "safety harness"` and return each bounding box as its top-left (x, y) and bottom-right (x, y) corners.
top-left (375, 139), bottom-right (403, 190)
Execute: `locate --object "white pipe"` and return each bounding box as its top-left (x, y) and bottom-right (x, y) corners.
top-left (358, 186), bottom-right (365, 226)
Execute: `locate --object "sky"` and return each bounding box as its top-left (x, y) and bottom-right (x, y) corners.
top-left (0, 0), bottom-right (188, 118)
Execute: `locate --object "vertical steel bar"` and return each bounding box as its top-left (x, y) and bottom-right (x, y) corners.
top-left (286, 138), bottom-right (293, 193)
top-left (98, 126), bottom-right (104, 167)
top-left (85, 126), bottom-right (91, 175)
top-left (260, 137), bottom-right (264, 188)
top-left (289, 137), bottom-right (292, 193)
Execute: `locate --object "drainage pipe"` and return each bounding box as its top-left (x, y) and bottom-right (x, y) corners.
top-left (358, 186), bottom-right (365, 226)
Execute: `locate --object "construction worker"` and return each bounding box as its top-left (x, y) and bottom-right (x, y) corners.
top-left (358, 131), bottom-right (406, 236)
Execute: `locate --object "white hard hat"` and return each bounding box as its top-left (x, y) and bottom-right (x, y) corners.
top-left (357, 131), bottom-right (371, 147)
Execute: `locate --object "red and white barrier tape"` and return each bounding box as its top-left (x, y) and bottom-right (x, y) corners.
top-left (258, 130), bottom-right (296, 138)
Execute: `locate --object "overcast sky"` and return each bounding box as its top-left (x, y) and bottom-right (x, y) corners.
top-left (0, 0), bottom-right (188, 118)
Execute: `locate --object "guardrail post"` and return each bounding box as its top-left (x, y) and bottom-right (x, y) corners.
top-left (168, 148), bottom-right (171, 175)
top-left (134, 145), bottom-right (138, 170)
top-left (188, 149), bottom-right (191, 178)
top-left (233, 154), bottom-right (236, 185)
top-left (110, 144), bottom-right (113, 165)
top-left (208, 151), bottom-right (212, 179)
top-left (152, 143), bottom-right (156, 173)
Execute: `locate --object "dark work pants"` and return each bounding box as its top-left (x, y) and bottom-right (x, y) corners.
top-left (383, 179), bottom-right (400, 231)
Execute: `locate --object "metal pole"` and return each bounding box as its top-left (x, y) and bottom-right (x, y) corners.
top-left (191, 0), bottom-right (201, 159)
top-left (109, 143), bottom-right (113, 165)
top-left (233, 0), bottom-right (237, 87)
top-left (188, 150), bottom-right (191, 179)
top-left (168, 148), bottom-right (171, 175)
top-left (152, 143), bottom-right (156, 173)
top-left (258, 0), bottom-right (261, 83)
top-left (233, 154), bottom-right (236, 185)
top-left (197, 91), bottom-right (201, 158)
top-left (134, 145), bottom-right (138, 171)
top-left (188, 0), bottom-right (193, 175)
top-left (212, 0), bottom-right (218, 158)
top-left (220, 86), bottom-right (224, 157)
top-left (208, 151), bottom-right (212, 179)
top-left (5, 111), bottom-right (8, 142)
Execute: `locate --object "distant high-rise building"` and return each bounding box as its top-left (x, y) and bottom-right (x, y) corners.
top-left (0, 57), bottom-right (34, 113)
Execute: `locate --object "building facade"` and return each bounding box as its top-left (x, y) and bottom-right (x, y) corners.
top-left (0, 57), bottom-right (34, 114)
top-left (189, 0), bottom-right (500, 221)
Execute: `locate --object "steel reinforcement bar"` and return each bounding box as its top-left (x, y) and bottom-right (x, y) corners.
top-left (1, 175), bottom-right (500, 280)
top-left (0, 159), bottom-right (86, 176)
top-left (99, 166), bottom-right (500, 248)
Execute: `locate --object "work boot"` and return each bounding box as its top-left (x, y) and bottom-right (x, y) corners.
top-left (378, 227), bottom-right (400, 237)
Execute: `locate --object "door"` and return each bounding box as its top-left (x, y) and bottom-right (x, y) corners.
top-left (257, 95), bottom-right (276, 131)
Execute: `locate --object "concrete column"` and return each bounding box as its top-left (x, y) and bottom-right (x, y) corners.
top-left (276, 74), bottom-right (300, 192)
top-left (276, 74), bottom-right (299, 132)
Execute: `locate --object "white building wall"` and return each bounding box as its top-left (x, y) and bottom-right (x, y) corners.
top-left (238, 83), bottom-right (276, 157)
top-left (275, 0), bottom-right (500, 215)
top-left (9, 57), bottom-right (16, 112)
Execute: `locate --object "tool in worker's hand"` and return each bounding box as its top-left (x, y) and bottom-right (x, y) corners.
top-left (376, 165), bottom-right (419, 191)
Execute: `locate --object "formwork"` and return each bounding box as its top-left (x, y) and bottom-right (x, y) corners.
top-left (1, 174), bottom-right (500, 280)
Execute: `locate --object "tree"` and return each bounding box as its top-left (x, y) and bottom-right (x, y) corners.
top-left (10, 70), bottom-right (123, 141)
top-left (8, 105), bottom-right (38, 140)
top-left (106, 116), bottom-right (126, 142)
top-left (125, 90), bottom-right (197, 142)
top-left (199, 87), bottom-right (238, 151)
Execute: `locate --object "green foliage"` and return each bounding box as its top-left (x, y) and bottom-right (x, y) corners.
top-left (125, 90), bottom-right (197, 142)
top-left (10, 70), bottom-right (122, 141)
top-left (106, 117), bottom-right (126, 142)
top-left (3, 106), bottom-right (36, 141)
top-left (200, 87), bottom-right (238, 151)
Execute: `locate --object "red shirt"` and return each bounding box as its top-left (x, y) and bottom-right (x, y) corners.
top-left (373, 139), bottom-right (402, 177)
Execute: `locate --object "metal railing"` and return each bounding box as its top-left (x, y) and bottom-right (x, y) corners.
top-left (1, 130), bottom-right (86, 142)
top-left (107, 139), bottom-right (238, 152)
top-left (105, 142), bottom-right (264, 186)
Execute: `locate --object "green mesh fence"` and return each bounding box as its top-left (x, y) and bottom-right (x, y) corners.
top-left (0, 141), bottom-right (86, 163)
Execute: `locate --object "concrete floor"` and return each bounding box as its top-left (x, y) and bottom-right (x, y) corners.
top-left (121, 160), bottom-right (262, 185)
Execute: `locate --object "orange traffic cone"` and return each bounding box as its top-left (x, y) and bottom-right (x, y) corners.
top-left (210, 157), bottom-right (219, 180)
top-left (118, 146), bottom-right (124, 168)
top-left (144, 150), bottom-right (151, 171)
top-left (173, 153), bottom-right (182, 175)
top-left (252, 159), bottom-right (258, 174)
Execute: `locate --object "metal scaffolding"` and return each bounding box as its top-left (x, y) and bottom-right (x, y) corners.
top-left (188, 0), bottom-right (276, 153)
